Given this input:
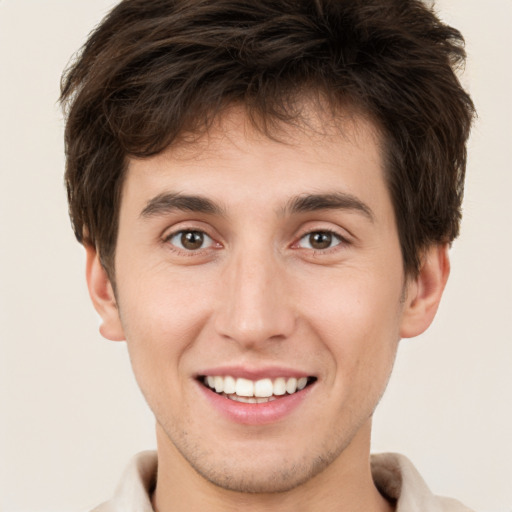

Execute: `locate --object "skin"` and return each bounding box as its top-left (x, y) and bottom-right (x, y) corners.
top-left (87, 107), bottom-right (449, 512)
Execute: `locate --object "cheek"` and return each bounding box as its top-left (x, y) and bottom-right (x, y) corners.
top-left (298, 267), bottom-right (403, 383)
top-left (115, 264), bottom-right (216, 374)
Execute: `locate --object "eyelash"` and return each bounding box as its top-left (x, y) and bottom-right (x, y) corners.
top-left (164, 229), bottom-right (220, 255)
top-left (294, 229), bottom-right (347, 252)
top-left (163, 228), bottom-right (349, 255)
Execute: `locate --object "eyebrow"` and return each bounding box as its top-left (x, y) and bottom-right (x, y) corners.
top-left (285, 193), bottom-right (374, 221)
top-left (140, 192), bottom-right (224, 218)
top-left (140, 191), bottom-right (374, 222)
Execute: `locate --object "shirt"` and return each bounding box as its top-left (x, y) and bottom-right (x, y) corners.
top-left (91, 451), bottom-right (474, 511)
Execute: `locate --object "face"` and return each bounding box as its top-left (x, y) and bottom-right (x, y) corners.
top-left (89, 108), bottom-right (446, 494)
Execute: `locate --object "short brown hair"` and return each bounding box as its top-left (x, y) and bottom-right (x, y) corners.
top-left (61, 0), bottom-right (475, 277)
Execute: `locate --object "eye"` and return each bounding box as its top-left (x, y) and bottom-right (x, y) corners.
top-left (297, 231), bottom-right (344, 250)
top-left (167, 230), bottom-right (215, 251)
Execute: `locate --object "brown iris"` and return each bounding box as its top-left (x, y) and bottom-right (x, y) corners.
top-left (308, 232), bottom-right (334, 250)
top-left (180, 231), bottom-right (205, 250)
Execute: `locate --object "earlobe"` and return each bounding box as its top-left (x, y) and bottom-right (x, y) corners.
top-left (85, 245), bottom-right (125, 342)
top-left (400, 244), bottom-right (450, 339)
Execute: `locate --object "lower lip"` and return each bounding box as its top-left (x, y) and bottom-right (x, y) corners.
top-left (196, 381), bottom-right (314, 425)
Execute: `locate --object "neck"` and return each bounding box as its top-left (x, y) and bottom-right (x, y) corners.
top-left (151, 421), bottom-right (394, 512)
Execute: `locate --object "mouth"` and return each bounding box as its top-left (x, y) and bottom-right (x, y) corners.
top-left (199, 375), bottom-right (317, 404)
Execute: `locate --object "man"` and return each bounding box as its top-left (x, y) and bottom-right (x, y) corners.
top-left (60, 0), bottom-right (475, 510)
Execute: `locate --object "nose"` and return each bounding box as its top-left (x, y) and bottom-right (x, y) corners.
top-left (214, 250), bottom-right (296, 349)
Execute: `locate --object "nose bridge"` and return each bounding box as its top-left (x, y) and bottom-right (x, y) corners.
top-left (215, 243), bottom-right (295, 346)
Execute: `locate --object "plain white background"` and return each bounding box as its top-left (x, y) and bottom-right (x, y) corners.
top-left (0, 1), bottom-right (511, 511)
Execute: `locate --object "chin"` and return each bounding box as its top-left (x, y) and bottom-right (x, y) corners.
top-left (189, 455), bottom-right (334, 494)
top-left (168, 431), bottom-right (348, 495)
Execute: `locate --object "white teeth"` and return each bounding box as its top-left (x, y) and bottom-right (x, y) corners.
top-left (214, 376), bottom-right (224, 393)
top-left (228, 394), bottom-right (277, 403)
top-left (235, 378), bottom-right (254, 397)
top-left (286, 377), bottom-right (298, 394)
top-left (273, 377), bottom-right (287, 396)
top-left (204, 375), bottom-right (312, 399)
top-left (297, 377), bottom-right (308, 390)
top-left (254, 378), bottom-right (273, 397)
top-left (223, 375), bottom-right (236, 394)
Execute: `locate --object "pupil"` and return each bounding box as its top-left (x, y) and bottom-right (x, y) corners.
top-left (310, 232), bottom-right (332, 249)
top-left (181, 231), bottom-right (203, 250)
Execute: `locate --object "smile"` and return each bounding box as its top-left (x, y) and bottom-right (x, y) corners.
top-left (201, 375), bottom-right (316, 403)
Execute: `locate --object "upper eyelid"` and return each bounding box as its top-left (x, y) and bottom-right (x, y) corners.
top-left (165, 227), bottom-right (208, 237)
top-left (162, 222), bottom-right (219, 240)
top-left (294, 225), bottom-right (351, 243)
top-left (165, 228), bottom-right (216, 244)
top-left (161, 222), bottom-right (352, 248)
top-left (294, 230), bottom-right (347, 249)
top-left (164, 229), bottom-right (221, 256)
top-left (299, 228), bottom-right (344, 237)
top-left (167, 229), bottom-right (213, 239)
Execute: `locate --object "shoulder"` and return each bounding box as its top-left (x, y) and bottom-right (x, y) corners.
top-left (437, 496), bottom-right (475, 512)
top-left (371, 453), bottom-right (475, 512)
top-left (89, 451), bottom-right (157, 512)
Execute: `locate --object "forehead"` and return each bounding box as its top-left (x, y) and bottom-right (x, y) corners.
top-left (122, 106), bottom-right (390, 221)
top-left (126, 103), bottom-right (384, 169)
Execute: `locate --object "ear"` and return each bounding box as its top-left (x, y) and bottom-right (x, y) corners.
top-left (85, 245), bottom-right (125, 341)
top-left (400, 244), bottom-right (450, 339)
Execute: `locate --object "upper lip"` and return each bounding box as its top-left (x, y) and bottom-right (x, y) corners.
top-left (196, 365), bottom-right (314, 380)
